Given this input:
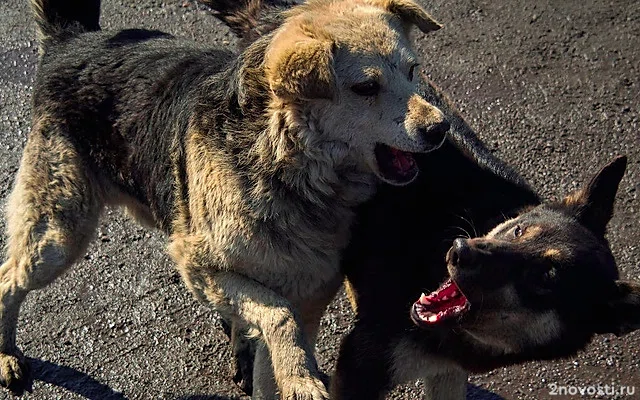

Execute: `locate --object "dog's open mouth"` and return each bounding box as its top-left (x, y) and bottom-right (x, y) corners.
top-left (411, 278), bottom-right (470, 327)
top-left (374, 143), bottom-right (419, 185)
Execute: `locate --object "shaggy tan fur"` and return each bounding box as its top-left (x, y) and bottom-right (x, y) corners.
top-left (1, 0), bottom-right (449, 398)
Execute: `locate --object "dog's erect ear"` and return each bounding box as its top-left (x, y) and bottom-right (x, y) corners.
top-left (595, 280), bottom-right (640, 336)
top-left (265, 28), bottom-right (336, 101)
top-left (366, 0), bottom-right (442, 33)
top-left (562, 156), bottom-right (627, 236)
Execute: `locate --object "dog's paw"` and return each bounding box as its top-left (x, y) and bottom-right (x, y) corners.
top-left (280, 375), bottom-right (329, 400)
top-left (0, 352), bottom-right (31, 396)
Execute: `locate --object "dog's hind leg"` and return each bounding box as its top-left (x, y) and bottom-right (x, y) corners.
top-left (331, 322), bottom-right (390, 400)
top-left (252, 340), bottom-right (278, 399)
top-left (220, 317), bottom-right (256, 394)
top-left (0, 122), bottom-right (103, 394)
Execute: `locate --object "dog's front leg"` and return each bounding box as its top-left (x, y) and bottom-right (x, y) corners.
top-left (177, 264), bottom-right (328, 400)
top-left (422, 370), bottom-right (467, 400)
top-left (252, 297), bottom-right (330, 400)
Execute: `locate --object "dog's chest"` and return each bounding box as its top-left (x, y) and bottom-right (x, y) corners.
top-left (243, 248), bottom-right (342, 303)
top-left (230, 215), bottom-right (351, 303)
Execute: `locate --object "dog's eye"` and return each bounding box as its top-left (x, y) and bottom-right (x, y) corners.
top-left (351, 81), bottom-right (380, 96)
top-left (513, 225), bottom-right (523, 238)
top-left (408, 63), bottom-right (419, 82)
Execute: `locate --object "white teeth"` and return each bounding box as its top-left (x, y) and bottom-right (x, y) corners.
top-left (419, 310), bottom-right (434, 319)
top-left (428, 314), bottom-right (438, 322)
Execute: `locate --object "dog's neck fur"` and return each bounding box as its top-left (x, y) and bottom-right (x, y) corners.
top-left (407, 321), bottom-right (594, 374)
top-left (195, 36), bottom-right (377, 225)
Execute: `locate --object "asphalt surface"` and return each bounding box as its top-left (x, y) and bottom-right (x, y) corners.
top-left (0, 0), bottom-right (638, 399)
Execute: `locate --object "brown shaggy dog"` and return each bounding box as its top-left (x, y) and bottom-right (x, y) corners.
top-left (0, 0), bottom-right (449, 398)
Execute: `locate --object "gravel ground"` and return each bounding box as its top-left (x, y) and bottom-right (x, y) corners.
top-left (0, 1), bottom-right (638, 399)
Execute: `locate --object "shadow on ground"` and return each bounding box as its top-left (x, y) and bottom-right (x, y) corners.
top-left (30, 358), bottom-right (244, 399)
top-left (32, 358), bottom-right (239, 399)
top-left (468, 384), bottom-right (505, 399)
top-left (30, 356), bottom-right (503, 400)
top-left (30, 358), bottom-right (127, 399)
top-left (175, 397), bottom-right (244, 400)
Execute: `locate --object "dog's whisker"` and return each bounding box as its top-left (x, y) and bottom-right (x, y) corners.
top-left (452, 213), bottom-right (478, 238)
top-left (450, 226), bottom-right (472, 239)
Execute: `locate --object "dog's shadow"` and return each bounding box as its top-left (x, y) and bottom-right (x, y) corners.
top-left (29, 357), bottom-right (504, 400)
top-left (467, 383), bottom-right (506, 400)
top-left (28, 358), bottom-right (240, 400)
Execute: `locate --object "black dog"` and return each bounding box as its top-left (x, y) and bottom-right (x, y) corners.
top-left (405, 156), bottom-right (640, 398)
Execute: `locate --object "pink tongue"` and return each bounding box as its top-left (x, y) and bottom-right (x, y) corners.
top-left (390, 148), bottom-right (413, 173)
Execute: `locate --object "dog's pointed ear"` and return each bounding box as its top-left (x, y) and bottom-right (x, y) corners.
top-left (265, 28), bottom-right (336, 101)
top-left (595, 280), bottom-right (640, 336)
top-left (561, 156), bottom-right (627, 236)
top-left (367, 0), bottom-right (442, 33)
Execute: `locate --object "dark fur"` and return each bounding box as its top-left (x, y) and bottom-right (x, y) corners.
top-left (333, 85), bottom-right (541, 397)
top-left (436, 157), bottom-right (636, 365)
top-left (34, 29), bottom-right (229, 231)
top-left (31, 0), bottom-right (101, 50)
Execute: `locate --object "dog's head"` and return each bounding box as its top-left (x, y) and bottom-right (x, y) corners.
top-left (263, 0), bottom-right (449, 185)
top-left (411, 156), bottom-right (640, 366)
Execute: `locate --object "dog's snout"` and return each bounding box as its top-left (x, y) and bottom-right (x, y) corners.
top-left (407, 95), bottom-right (449, 149)
top-left (449, 238), bottom-right (475, 269)
top-left (419, 119), bottom-right (450, 147)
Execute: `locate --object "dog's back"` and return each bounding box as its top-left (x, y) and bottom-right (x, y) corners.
top-left (31, 0), bottom-right (235, 231)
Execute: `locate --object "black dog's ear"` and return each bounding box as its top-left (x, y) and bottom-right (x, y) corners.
top-left (562, 156), bottom-right (627, 236)
top-left (595, 280), bottom-right (640, 336)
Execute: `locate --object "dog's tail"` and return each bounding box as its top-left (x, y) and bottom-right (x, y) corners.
top-left (199, 0), bottom-right (297, 48)
top-left (30, 0), bottom-right (101, 52)
top-left (199, 0), bottom-right (264, 38)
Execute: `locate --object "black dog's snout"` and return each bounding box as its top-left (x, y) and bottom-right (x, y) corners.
top-left (449, 238), bottom-right (475, 268)
top-left (419, 119), bottom-right (450, 147)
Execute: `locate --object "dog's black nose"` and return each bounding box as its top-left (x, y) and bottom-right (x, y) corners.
top-left (449, 238), bottom-right (475, 268)
top-left (419, 119), bottom-right (450, 148)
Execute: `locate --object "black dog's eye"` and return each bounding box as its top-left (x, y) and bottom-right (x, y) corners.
top-left (513, 225), bottom-right (523, 238)
top-left (351, 81), bottom-right (380, 96)
top-left (408, 64), bottom-right (419, 82)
